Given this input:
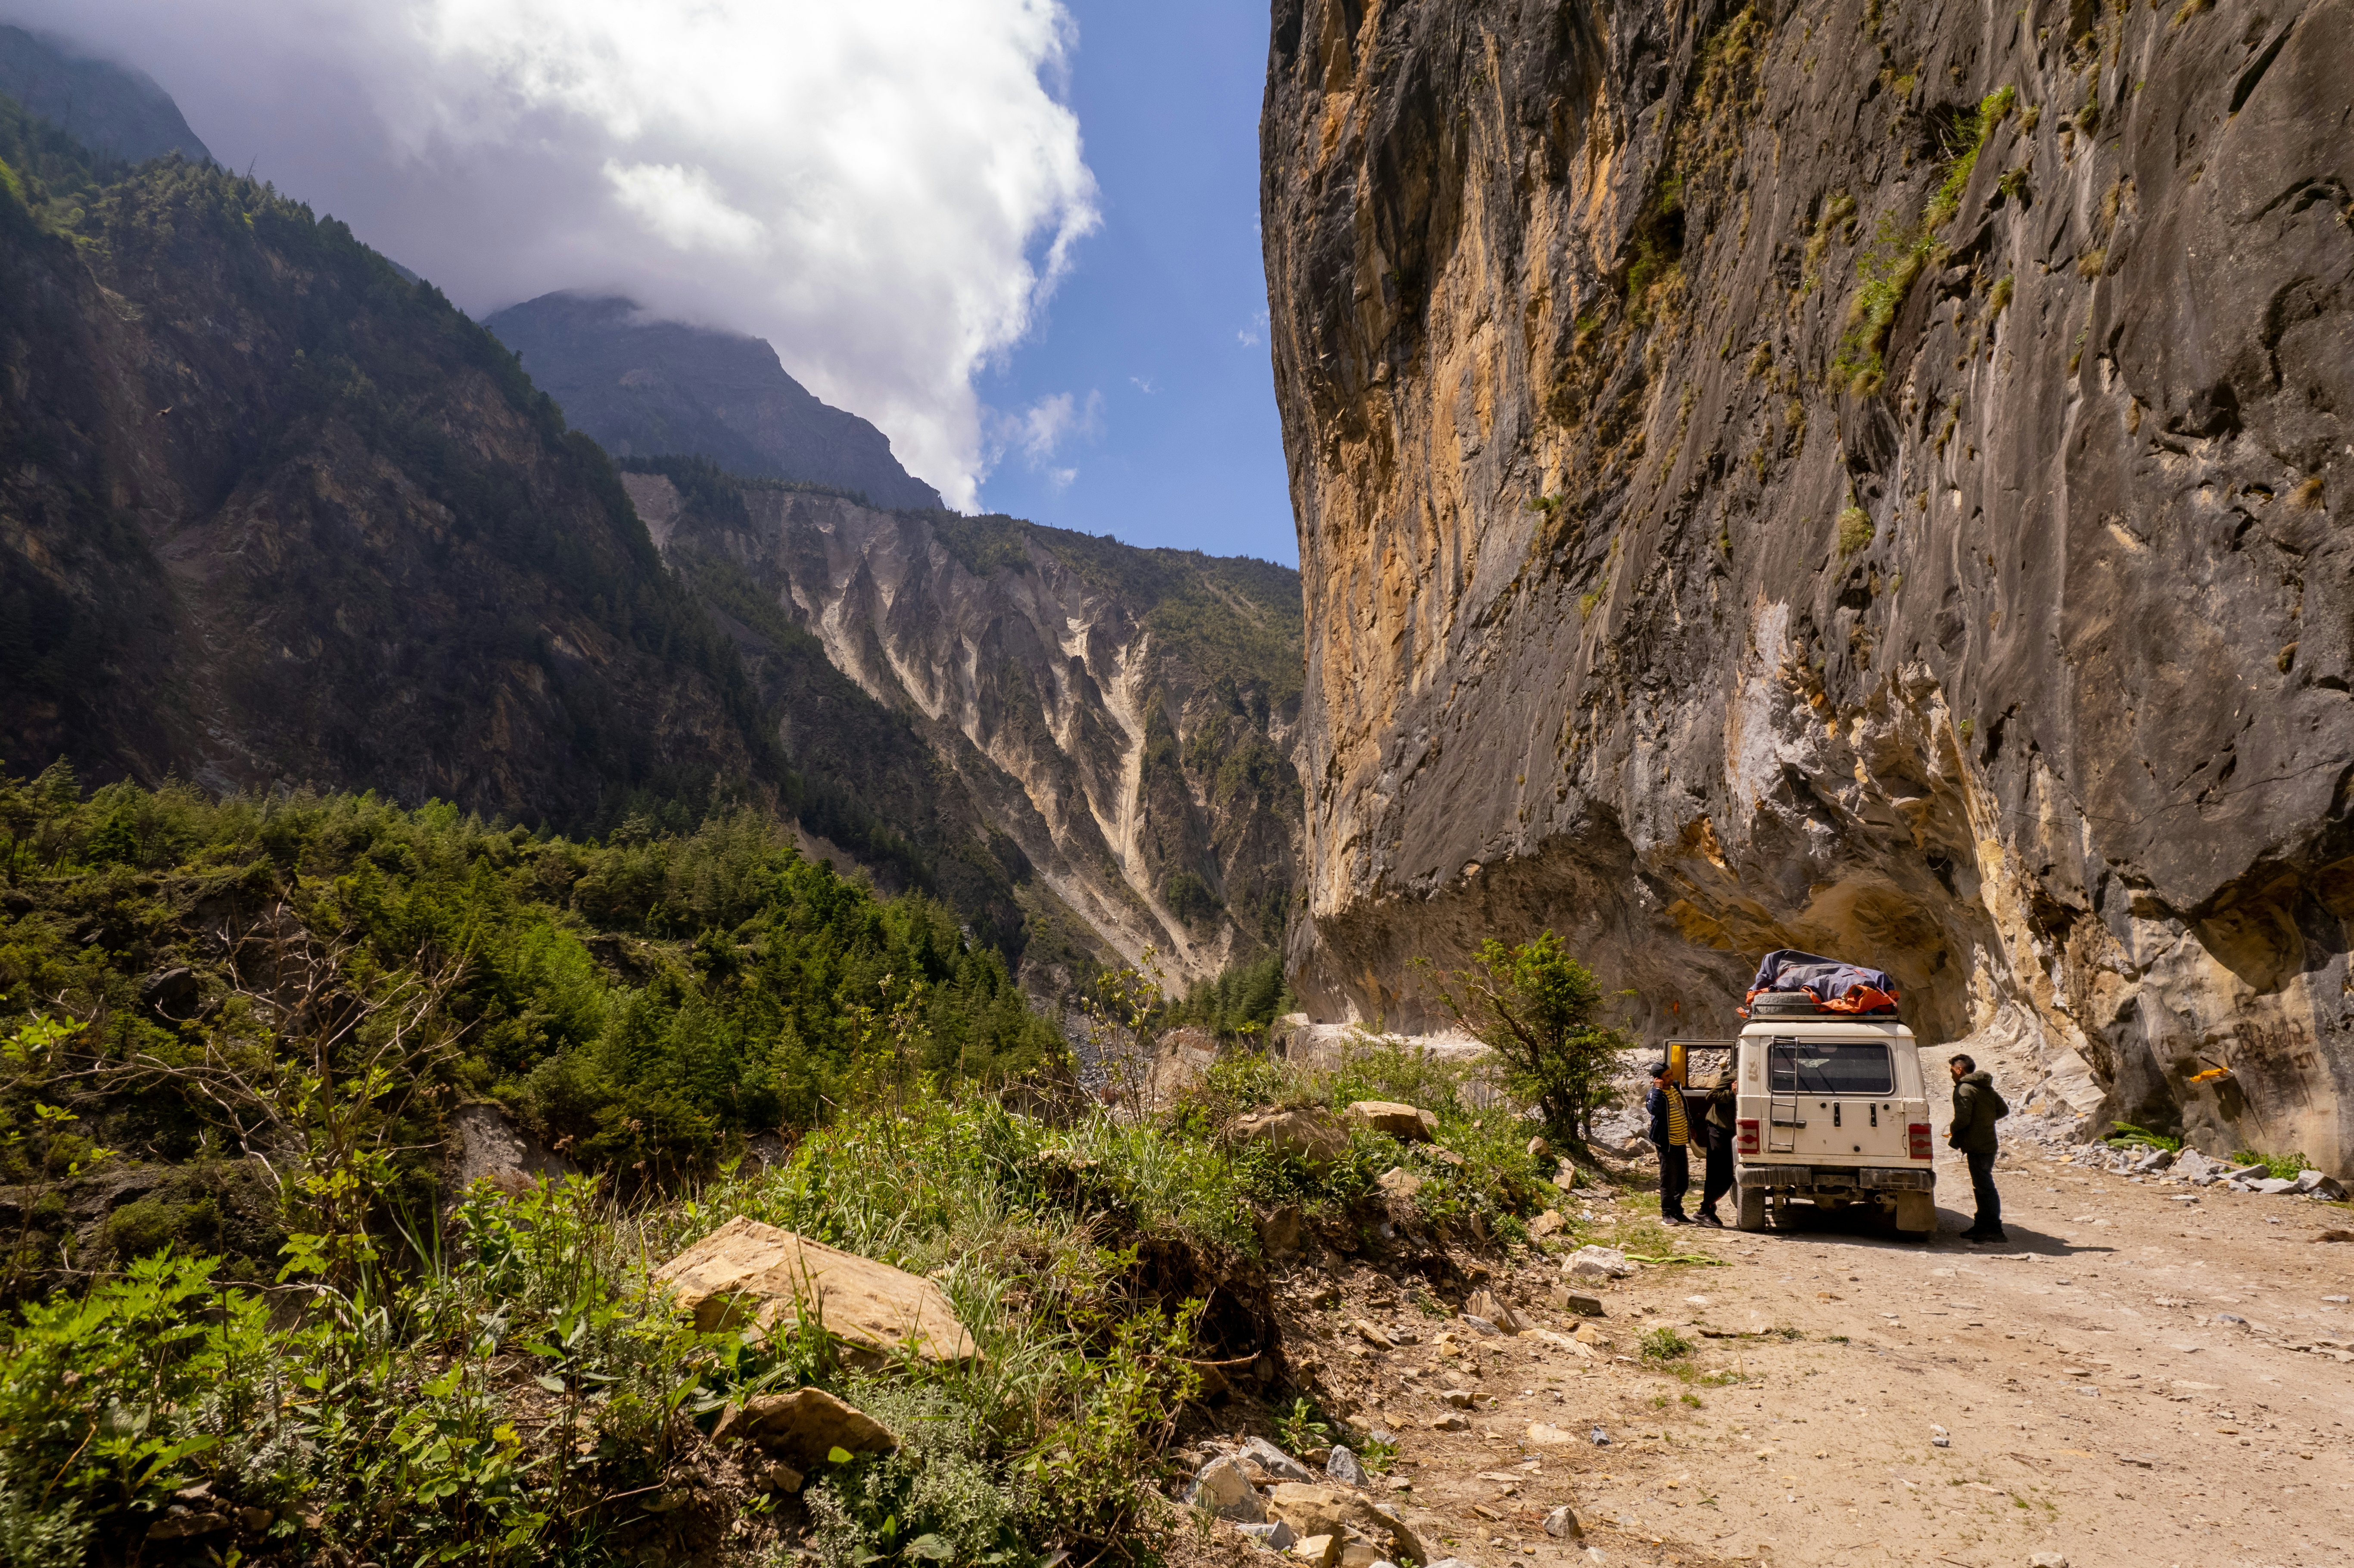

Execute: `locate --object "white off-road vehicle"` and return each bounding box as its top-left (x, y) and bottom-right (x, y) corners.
top-left (1673, 998), bottom-right (1936, 1236)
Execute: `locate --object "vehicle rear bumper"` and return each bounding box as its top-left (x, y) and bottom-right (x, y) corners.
top-left (1739, 1164), bottom-right (1934, 1192)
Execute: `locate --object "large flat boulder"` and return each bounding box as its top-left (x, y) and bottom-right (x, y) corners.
top-left (653, 1216), bottom-right (979, 1366)
top-left (1229, 1107), bottom-right (1350, 1165)
top-left (1345, 1100), bottom-right (1438, 1141)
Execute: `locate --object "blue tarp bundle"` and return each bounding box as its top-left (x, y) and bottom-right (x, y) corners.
top-left (1743, 949), bottom-right (1900, 1015)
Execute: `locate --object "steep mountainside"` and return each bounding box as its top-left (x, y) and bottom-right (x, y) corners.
top-left (0, 103), bottom-right (772, 826)
top-left (1262, 0), bottom-right (2353, 1165)
top-left (625, 466), bottom-right (1305, 987)
top-left (485, 292), bottom-right (944, 510)
top-left (0, 25), bottom-right (210, 164)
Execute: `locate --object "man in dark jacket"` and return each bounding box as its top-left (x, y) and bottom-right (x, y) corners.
top-left (1695, 1071), bottom-right (1737, 1228)
top-left (1646, 1062), bottom-right (1692, 1225)
top-left (1948, 1054), bottom-right (2007, 1242)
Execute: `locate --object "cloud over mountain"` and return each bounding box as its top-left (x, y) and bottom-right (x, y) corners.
top-left (10, 0), bottom-right (1099, 508)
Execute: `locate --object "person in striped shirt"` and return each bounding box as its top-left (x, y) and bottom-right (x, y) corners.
top-left (1646, 1061), bottom-right (1693, 1225)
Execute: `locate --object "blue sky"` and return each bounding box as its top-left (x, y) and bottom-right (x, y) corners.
top-left (972, 2), bottom-right (1295, 565)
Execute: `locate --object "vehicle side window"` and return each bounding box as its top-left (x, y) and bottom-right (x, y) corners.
top-left (1768, 1040), bottom-right (1895, 1095)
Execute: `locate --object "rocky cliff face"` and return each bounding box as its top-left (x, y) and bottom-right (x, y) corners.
top-left (0, 125), bottom-right (771, 825)
top-left (486, 293), bottom-right (944, 511)
top-left (1263, 0), bottom-right (2354, 1166)
top-left (626, 471), bottom-right (1304, 987)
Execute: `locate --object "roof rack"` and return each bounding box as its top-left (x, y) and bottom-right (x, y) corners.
top-left (1745, 989), bottom-right (1901, 1019)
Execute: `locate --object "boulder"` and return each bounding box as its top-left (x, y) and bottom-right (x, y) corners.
top-left (1542, 1505), bottom-right (1583, 1540)
top-left (1258, 1205), bottom-right (1308, 1258)
top-left (1528, 1209), bottom-right (1564, 1238)
top-left (1231, 1108), bottom-right (1351, 1165)
top-left (1548, 1285), bottom-right (1606, 1316)
top-left (1292, 1534), bottom-right (1339, 1568)
top-left (1266, 1484), bottom-right (1420, 1563)
top-left (1346, 1101), bottom-right (1438, 1142)
top-left (1463, 1290), bottom-right (1525, 1332)
top-left (2251, 1177), bottom-right (2299, 1195)
top-left (654, 1216), bottom-right (978, 1366)
top-left (1326, 1445), bottom-right (1367, 1487)
top-left (712, 1387), bottom-right (897, 1465)
top-left (1376, 1167), bottom-right (1424, 1199)
top-left (1237, 1521), bottom-right (1295, 1550)
top-left (1240, 1437), bottom-right (1320, 1484)
top-left (1564, 1244), bottom-right (1634, 1281)
top-left (1191, 1455), bottom-right (1266, 1521)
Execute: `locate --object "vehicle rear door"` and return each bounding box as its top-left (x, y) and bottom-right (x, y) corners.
top-left (1766, 1036), bottom-right (1907, 1160)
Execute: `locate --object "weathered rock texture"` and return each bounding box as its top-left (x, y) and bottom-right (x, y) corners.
top-left (624, 471), bottom-right (1305, 986)
top-left (1262, 0), bottom-right (2354, 1167)
top-left (654, 1216), bottom-right (978, 1365)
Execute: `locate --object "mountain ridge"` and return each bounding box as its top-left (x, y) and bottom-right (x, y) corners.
top-left (485, 291), bottom-right (944, 511)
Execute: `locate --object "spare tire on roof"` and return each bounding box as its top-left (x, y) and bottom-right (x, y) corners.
top-left (1747, 990), bottom-right (1827, 1017)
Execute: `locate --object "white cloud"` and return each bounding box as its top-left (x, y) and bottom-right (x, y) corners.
top-left (1129, 375), bottom-right (1155, 395)
top-left (602, 162), bottom-right (766, 256)
top-left (985, 388), bottom-right (1099, 487)
top-left (14, 0), bottom-right (1099, 509)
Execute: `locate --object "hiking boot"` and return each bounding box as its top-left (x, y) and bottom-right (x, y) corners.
top-left (1661, 1213), bottom-right (1691, 1226)
top-left (1696, 1212), bottom-right (1725, 1228)
top-left (1967, 1229), bottom-right (2009, 1244)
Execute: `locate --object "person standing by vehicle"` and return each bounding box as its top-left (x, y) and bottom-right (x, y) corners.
top-left (1647, 1061), bottom-right (1693, 1224)
top-left (1948, 1054), bottom-right (2008, 1242)
top-left (1694, 1069), bottom-right (1737, 1228)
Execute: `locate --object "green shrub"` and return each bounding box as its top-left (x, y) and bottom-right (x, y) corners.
top-left (2232, 1148), bottom-right (2309, 1180)
top-left (1640, 1326), bottom-right (1694, 1362)
top-left (1422, 932), bottom-right (1634, 1142)
top-left (1836, 507), bottom-right (1875, 560)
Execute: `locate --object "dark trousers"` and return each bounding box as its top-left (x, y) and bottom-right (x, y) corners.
top-left (1658, 1144), bottom-right (1691, 1219)
top-left (1966, 1150), bottom-right (2003, 1234)
top-left (1700, 1128), bottom-right (1735, 1216)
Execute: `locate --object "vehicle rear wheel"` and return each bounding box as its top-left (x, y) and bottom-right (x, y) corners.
top-left (1735, 1173), bottom-right (1769, 1232)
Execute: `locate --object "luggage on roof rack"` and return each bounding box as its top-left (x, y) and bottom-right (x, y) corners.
top-left (1741, 950), bottom-right (1900, 1018)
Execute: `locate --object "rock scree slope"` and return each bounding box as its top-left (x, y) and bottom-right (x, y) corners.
top-left (1260, 0), bottom-right (2354, 1167)
top-left (624, 467), bottom-right (1306, 986)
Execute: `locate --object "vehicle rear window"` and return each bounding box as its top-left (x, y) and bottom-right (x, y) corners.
top-left (1769, 1040), bottom-right (1894, 1095)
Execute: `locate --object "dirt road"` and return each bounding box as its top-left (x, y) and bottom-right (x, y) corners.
top-left (1265, 1135), bottom-right (2354, 1568)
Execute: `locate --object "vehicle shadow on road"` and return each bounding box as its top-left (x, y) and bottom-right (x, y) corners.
top-left (1735, 1203), bottom-right (2112, 1257)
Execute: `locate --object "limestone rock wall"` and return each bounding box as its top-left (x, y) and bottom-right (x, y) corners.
top-left (1261, 0), bottom-right (2354, 1166)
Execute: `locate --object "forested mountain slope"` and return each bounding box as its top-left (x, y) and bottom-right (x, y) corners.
top-left (1263, 0), bottom-right (2353, 1167)
top-left (0, 102), bottom-right (774, 830)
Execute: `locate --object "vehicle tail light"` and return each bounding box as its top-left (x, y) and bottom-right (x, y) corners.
top-left (1737, 1118), bottom-right (1760, 1156)
top-left (1908, 1122), bottom-right (1932, 1160)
